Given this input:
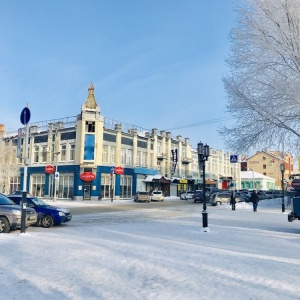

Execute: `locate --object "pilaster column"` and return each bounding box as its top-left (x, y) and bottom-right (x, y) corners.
top-left (115, 124), bottom-right (122, 166)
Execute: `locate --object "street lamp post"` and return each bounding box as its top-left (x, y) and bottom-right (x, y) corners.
top-left (197, 142), bottom-right (210, 230)
top-left (280, 163), bottom-right (285, 213)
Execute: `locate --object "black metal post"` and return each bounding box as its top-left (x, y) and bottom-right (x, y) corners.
top-left (198, 142), bottom-right (209, 230)
top-left (281, 169), bottom-right (285, 213)
top-left (21, 191), bottom-right (27, 233)
top-left (202, 160), bottom-right (208, 228)
top-left (111, 171), bottom-right (114, 202)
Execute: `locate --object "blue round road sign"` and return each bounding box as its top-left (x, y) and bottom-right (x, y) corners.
top-left (20, 107), bottom-right (31, 125)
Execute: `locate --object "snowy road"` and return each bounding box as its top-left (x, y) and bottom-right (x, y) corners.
top-left (1, 198), bottom-right (300, 300)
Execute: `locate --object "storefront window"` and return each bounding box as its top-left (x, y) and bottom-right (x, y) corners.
top-left (31, 175), bottom-right (45, 197)
top-left (9, 176), bottom-right (20, 194)
top-left (101, 174), bottom-right (113, 199)
top-left (120, 175), bottom-right (132, 199)
top-left (58, 173), bottom-right (74, 199)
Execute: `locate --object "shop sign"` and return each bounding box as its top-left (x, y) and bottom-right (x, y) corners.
top-left (45, 165), bottom-right (55, 174)
top-left (114, 166), bottom-right (124, 175)
top-left (80, 172), bottom-right (96, 181)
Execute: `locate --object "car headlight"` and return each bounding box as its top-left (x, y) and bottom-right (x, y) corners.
top-left (12, 209), bottom-right (22, 216)
top-left (58, 211), bottom-right (66, 216)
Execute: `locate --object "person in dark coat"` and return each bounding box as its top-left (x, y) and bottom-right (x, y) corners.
top-left (250, 190), bottom-right (259, 212)
top-left (230, 191), bottom-right (236, 211)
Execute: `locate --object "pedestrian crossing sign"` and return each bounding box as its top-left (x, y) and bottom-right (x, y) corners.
top-left (230, 155), bottom-right (238, 163)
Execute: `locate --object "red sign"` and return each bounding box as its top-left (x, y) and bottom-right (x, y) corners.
top-left (114, 166), bottom-right (124, 175)
top-left (80, 172), bottom-right (96, 181)
top-left (45, 165), bottom-right (55, 174)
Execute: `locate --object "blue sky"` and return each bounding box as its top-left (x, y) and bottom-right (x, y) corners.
top-left (0, 0), bottom-right (239, 150)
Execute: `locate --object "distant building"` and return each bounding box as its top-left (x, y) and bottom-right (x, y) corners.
top-left (246, 151), bottom-right (293, 189)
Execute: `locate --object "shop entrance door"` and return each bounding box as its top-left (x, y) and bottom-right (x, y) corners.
top-left (83, 183), bottom-right (91, 200)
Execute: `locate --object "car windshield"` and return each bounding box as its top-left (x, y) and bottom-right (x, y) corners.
top-left (187, 191), bottom-right (194, 194)
top-left (138, 192), bottom-right (149, 195)
top-left (0, 194), bottom-right (15, 205)
top-left (30, 197), bottom-right (49, 207)
top-left (153, 192), bottom-right (162, 195)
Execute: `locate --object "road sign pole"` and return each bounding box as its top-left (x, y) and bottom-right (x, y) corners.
top-left (21, 121), bottom-right (29, 233)
top-left (20, 105), bottom-right (31, 234)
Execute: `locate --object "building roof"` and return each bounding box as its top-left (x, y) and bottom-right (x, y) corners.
top-left (246, 150), bottom-right (282, 161)
top-left (241, 171), bottom-right (275, 181)
top-left (144, 175), bottom-right (171, 182)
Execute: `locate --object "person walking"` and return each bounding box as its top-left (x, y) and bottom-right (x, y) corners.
top-left (230, 190), bottom-right (236, 211)
top-left (250, 190), bottom-right (259, 212)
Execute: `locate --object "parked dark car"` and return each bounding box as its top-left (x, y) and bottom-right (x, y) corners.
top-left (0, 193), bottom-right (37, 233)
top-left (7, 195), bottom-right (72, 228)
top-left (194, 190), bottom-right (205, 203)
top-left (235, 192), bottom-right (249, 202)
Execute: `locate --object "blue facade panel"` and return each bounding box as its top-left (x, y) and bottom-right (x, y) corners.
top-left (84, 134), bottom-right (95, 160)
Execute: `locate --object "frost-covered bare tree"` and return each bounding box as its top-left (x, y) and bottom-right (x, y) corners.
top-left (0, 139), bottom-right (19, 194)
top-left (221, 0), bottom-right (300, 155)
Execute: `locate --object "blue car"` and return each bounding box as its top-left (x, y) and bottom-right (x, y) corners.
top-left (7, 195), bottom-right (72, 228)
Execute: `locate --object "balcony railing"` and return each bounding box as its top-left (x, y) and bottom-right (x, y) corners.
top-left (157, 153), bottom-right (167, 161)
top-left (181, 157), bottom-right (192, 164)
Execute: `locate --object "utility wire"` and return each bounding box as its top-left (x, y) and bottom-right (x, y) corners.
top-left (165, 117), bottom-right (233, 131)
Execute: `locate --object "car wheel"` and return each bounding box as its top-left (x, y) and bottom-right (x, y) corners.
top-left (0, 217), bottom-right (10, 233)
top-left (41, 215), bottom-right (54, 228)
top-left (216, 201), bottom-right (222, 206)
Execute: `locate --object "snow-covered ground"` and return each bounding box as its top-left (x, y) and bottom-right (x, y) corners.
top-left (1, 197), bottom-right (300, 300)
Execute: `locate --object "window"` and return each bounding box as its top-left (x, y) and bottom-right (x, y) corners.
top-left (263, 172), bottom-right (266, 176)
top-left (33, 146), bottom-right (39, 163)
top-left (60, 145), bottom-right (66, 161)
top-left (101, 174), bottom-right (113, 199)
top-left (137, 151), bottom-right (141, 166)
top-left (110, 146), bottom-right (115, 164)
top-left (120, 175), bottom-right (132, 199)
top-left (127, 149), bottom-right (132, 166)
top-left (142, 152), bottom-right (146, 167)
top-left (31, 175), bottom-right (45, 197)
top-left (41, 146), bottom-right (47, 162)
top-left (121, 148), bottom-right (126, 165)
top-left (263, 164), bottom-right (266, 169)
top-left (9, 176), bottom-right (20, 194)
top-left (85, 121), bottom-right (95, 133)
top-left (157, 143), bottom-right (161, 155)
top-left (70, 144), bottom-right (75, 161)
top-left (263, 156), bottom-right (266, 160)
top-left (58, 173), bottom-right (74, 199)
top-left (102, 145), bottom-right (108, 163)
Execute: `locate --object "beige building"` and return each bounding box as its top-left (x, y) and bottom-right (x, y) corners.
top-left (246, 151), bottom-right (294, 189)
